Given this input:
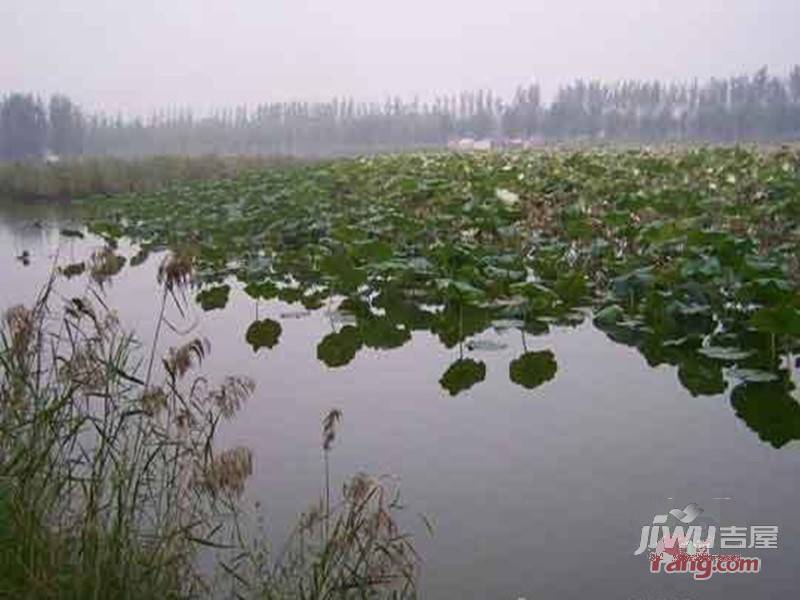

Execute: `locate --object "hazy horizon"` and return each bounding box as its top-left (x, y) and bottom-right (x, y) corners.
top-left (2, 0), bottom-right (799, 116)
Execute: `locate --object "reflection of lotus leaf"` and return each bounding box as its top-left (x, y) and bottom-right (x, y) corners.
top-left (60, 262), bottom-right (86, 279)
top-left (731, 381), bottom-right (800, 448)
top-left (433, 303), bottom-right (492, 348)
top-left (509, 351), bottom-right (557, 390)
top-left (245, 319), bottom-right (282, 352)
top-left (317, 326), bottom-right (362, 368)
top-left (439, 359), bottom-right (486, 396)
top-left (196, 285), bottom-right (230, 311)
top-left (81, 148), bottom-right (800, 426)
top-left (677, 356), bottom-right (726, 397)
top-left (90, 251), bottom-right (126, 284)
top-left (60, 228), bottom-right (85, 239)
top-left (130, 248), bottom-right (150, 267)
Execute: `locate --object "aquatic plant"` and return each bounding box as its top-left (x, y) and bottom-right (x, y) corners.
top-left (0, 265), bottom-right (419, 598)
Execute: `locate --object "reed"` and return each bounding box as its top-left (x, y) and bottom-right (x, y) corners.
top-left (0, 256), bottom-right (418, 599)
top-left (0, 155), bottom-right (302, 202)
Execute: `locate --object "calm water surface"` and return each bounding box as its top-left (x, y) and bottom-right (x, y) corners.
top-left (1, 199), bottom-right (798, 599)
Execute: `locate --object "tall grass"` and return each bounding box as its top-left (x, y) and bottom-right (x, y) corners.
top-left (223, 409), bottom-right (417, 599)
top-left (0, 251), bottom-right (418, 599)
top-left (0, 155), bottom-right (302, 202)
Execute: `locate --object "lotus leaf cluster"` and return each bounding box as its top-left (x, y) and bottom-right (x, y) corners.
top-left (84, 147), bottom-right (800, 446)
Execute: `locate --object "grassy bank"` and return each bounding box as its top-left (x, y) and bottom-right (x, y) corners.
top-left (0, 155), bottom-right (303, 202)
top-left (0, 256), bottom-right (418, 599)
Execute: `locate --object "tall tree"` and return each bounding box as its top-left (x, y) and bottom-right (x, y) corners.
top-left (0, 94), bottom-right (48, 161)
top-left (49, 94), bottom-right (85, 157)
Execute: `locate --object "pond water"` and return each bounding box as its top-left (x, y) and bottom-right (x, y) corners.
top-left (1, 199), bottom-right (799, 599)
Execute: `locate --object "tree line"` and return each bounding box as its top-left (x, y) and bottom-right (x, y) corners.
top-left (2, 66), bottom-right (799, 160)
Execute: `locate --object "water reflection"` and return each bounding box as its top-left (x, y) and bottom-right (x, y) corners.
top-left (245, 318), bottom-right (282, 352)
top-left (731, 380), bottom-right (800, 448)
top-left (3, 201), bottom-right (800, 598)
top-left (8, 212), bottom-right (797, 447)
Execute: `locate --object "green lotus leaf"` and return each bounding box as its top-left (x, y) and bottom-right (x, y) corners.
top-left (750, 306), bottom-right (800, 336)
top-left (677, 356), bottom-right (726, 397)
top-left (593, 304), bottom-right (625, 327)
top-left (359, 317), bottom-right (411, 350)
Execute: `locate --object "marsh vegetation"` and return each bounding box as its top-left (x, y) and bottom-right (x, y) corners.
top-left (0, 252), bottom-right (418, 598)
top-left (2, 145), bottom-right (800, 597)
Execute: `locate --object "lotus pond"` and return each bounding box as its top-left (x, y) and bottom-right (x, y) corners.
top-left (3, 147), bottom-right (800, 598)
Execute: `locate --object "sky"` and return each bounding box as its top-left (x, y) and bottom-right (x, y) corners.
top-left (1, 0), bottom-right (798, 115)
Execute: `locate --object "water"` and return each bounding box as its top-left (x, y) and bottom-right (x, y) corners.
top-left (2, 199), bottom-right (799, 599)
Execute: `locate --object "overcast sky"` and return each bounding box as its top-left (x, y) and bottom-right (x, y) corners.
top-left (1, 0), bottom-right (798, 115)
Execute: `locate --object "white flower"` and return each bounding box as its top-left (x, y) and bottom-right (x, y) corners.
top-left (495, 188), bottom-right (519, 208)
